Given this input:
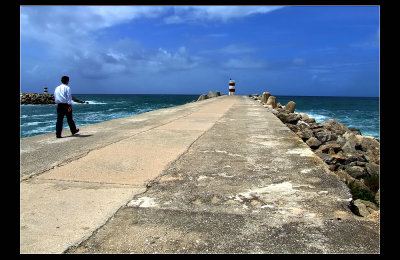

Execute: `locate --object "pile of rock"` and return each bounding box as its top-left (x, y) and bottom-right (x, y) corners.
top-left (20, 93), bottom-right (88, 104)
top-left (251, 93), bottom-right (380, 218)
top-left (20, 93), bottom-right (56, 104)
top-left (197, 90), bottom-right (222, 101)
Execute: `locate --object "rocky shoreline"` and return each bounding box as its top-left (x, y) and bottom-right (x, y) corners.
top-left (20, 93), bottom-right (88, 105)
top-left (250, 92), bottom-right (380, 220)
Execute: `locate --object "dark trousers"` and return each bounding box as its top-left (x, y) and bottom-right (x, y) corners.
top-left (56, 103), bottom-right (77, 137)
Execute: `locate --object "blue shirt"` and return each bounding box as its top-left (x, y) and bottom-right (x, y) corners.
top-left (54, 84), bottom-right (72, 104)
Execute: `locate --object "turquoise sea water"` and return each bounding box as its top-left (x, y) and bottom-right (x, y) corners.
top-left (20, 94), bottom-right (379, 140)
top-left (276, 96), bottom-right (379, 139)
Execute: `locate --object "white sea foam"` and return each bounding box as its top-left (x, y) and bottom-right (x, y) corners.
top-left (83, 100), bottom-right (107, 105)
top-left (30, 113), bottom-right (55, 118)
top-left (21, 125), bottom-right (56, 137)
top-left (298, 111), bottom-right (330, 123)
top-left (22, 122), bottom-right (42, 127)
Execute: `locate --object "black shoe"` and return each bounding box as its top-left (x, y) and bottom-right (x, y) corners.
top-left (72, 128), bottom-right (80, 135)
top-left (56, 135), bottom-right (62, 138)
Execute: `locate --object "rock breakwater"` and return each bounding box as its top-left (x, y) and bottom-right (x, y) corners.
top-left (20, 93), bottom-right (88, 105)
top-left (197, 90), bottom-right (222, 101)
top-left (250, 93), bottom-right (380, 219)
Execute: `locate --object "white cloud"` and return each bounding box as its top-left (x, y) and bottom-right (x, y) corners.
top-left (20, 6), bottom-right (283, 51)
top-left (73, 45), bottom-right (200, 78)
top-left (20, 6), bottom-right (166, 44)
top-left (137, 46), bottom-right (200, 73)
top-left (167, 6), bottom-right (284, 23)
top-left (21, 6), bottom-right (282, 44)
top-left (20, 6), bottom-right (282, 80)
top-left (106, 49), bottom-right (128, 62)
top-left (163, 15), bottom-right (184, 24)
top-left (87, 6), bottom-right (166, 29)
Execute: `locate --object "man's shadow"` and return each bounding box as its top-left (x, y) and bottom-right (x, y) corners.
top-left (64, 134), bottom-right (93, 138)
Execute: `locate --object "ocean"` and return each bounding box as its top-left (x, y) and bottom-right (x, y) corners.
top-left (20, 94), bottom-right (380, 140)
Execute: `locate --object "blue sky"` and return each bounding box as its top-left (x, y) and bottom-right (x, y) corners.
top-left (20, 6), bottom-right (379, 96)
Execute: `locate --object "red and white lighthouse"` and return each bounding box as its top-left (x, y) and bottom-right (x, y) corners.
top-left (229, 78), bottom-right (235, 95)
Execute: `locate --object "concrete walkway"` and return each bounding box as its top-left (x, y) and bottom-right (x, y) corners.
top-left (20, 96), bottom-right (235, 253)
top-left (20, 96), bottom-right (379, 254)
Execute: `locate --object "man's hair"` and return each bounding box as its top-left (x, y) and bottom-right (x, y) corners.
top-left (61, 76), bottom-right (69, 84)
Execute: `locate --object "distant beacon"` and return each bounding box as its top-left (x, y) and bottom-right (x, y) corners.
top-left (43, 86), bottom-right (48, 94)
top-left (228, 78), bottom-right (235, 96)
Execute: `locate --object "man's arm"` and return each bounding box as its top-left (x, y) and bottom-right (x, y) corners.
top-left (66, 86), bottom-right (73, 112)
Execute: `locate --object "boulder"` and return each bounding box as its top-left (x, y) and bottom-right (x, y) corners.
top-left (316, 141), bottom-right (342, 154)
top-left (365, 162), bottom-right (379, 177)
top-left (306, 137), bottom-right (322, 149)
top-left (315, 130), bottom-right (333, 144)
top-left (215, 91), bottom-right (221, 96)
top-left (315, 152), bottom-right (346, 165)
top-left (348, 127), bottom-right (362, 135)
top-left (197, 94), bottom-right (208, 101)
top-left (353, 199), bottom-right (371, 217)
top-left (286, 124), bottom-right (299, 133)
top-left (276, 112), bottom-right (289, 123)
top-left (353, 199), bottom-right (378, 217)
top-left (286, 113), bottom-right (301, 124)
top-left (266, 96), bottom-right (277, 108)
top-left (207, 90), bottom-right (215, 98)
top-left (284, 101), bottom-right (296, 113)
top-left (303, 117), bottom-right (316, 124)
top-left (299, 113), bottom-right (309, 120)
top-left (357, 135), bottom-right (379, 150)
top-left (270, 109), bottom-right (279, 115)
top-left (315, 152), bottom-right (334, 164)
top-left (261, 92), bottom-right (271, 103)
top-left (357, 135), bottom-right (380, 164)
top-left (277, 111), bottom-right (301, 125)
top-left (320, 119), bottom-right (352, 136)
top-left (345, 165), bottom-right (368, 179)
top-left (363, 171), bottom-right (379, 194)
top-left (296, 128), bottom-right (314, 141)
top-left (331, 154), bottom-right (347, 164)
top-left (341, 132), bottom-right (362, 153)
top-left (297, 120), bottom-right (310, 130)
top-left (72, 96), bottom-right (86, 104)
top-left (342, 152), bottom-right (366, 165)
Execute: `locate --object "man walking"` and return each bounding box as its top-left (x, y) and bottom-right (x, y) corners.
top-left (54, 76), bottom-right (79, 138)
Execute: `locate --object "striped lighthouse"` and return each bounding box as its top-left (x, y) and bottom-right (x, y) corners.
top-left (228, 78), bottom-right (235, 96)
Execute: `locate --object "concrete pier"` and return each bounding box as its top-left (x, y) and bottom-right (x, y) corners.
top-left (20, 95), bottom-right (379, 254)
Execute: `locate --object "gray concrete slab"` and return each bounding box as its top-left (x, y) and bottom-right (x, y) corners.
top-left (20, 96), bottom-right (236, 253)
top-left (20, 97), bottom-right (223, 180)
top-left (67, 96), bottom-right (379, 254)
top-left (20, 96), bottom-right (379, 254)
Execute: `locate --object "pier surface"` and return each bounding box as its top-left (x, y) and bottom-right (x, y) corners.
top-left (20, 95), bottom-right (379, 253)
